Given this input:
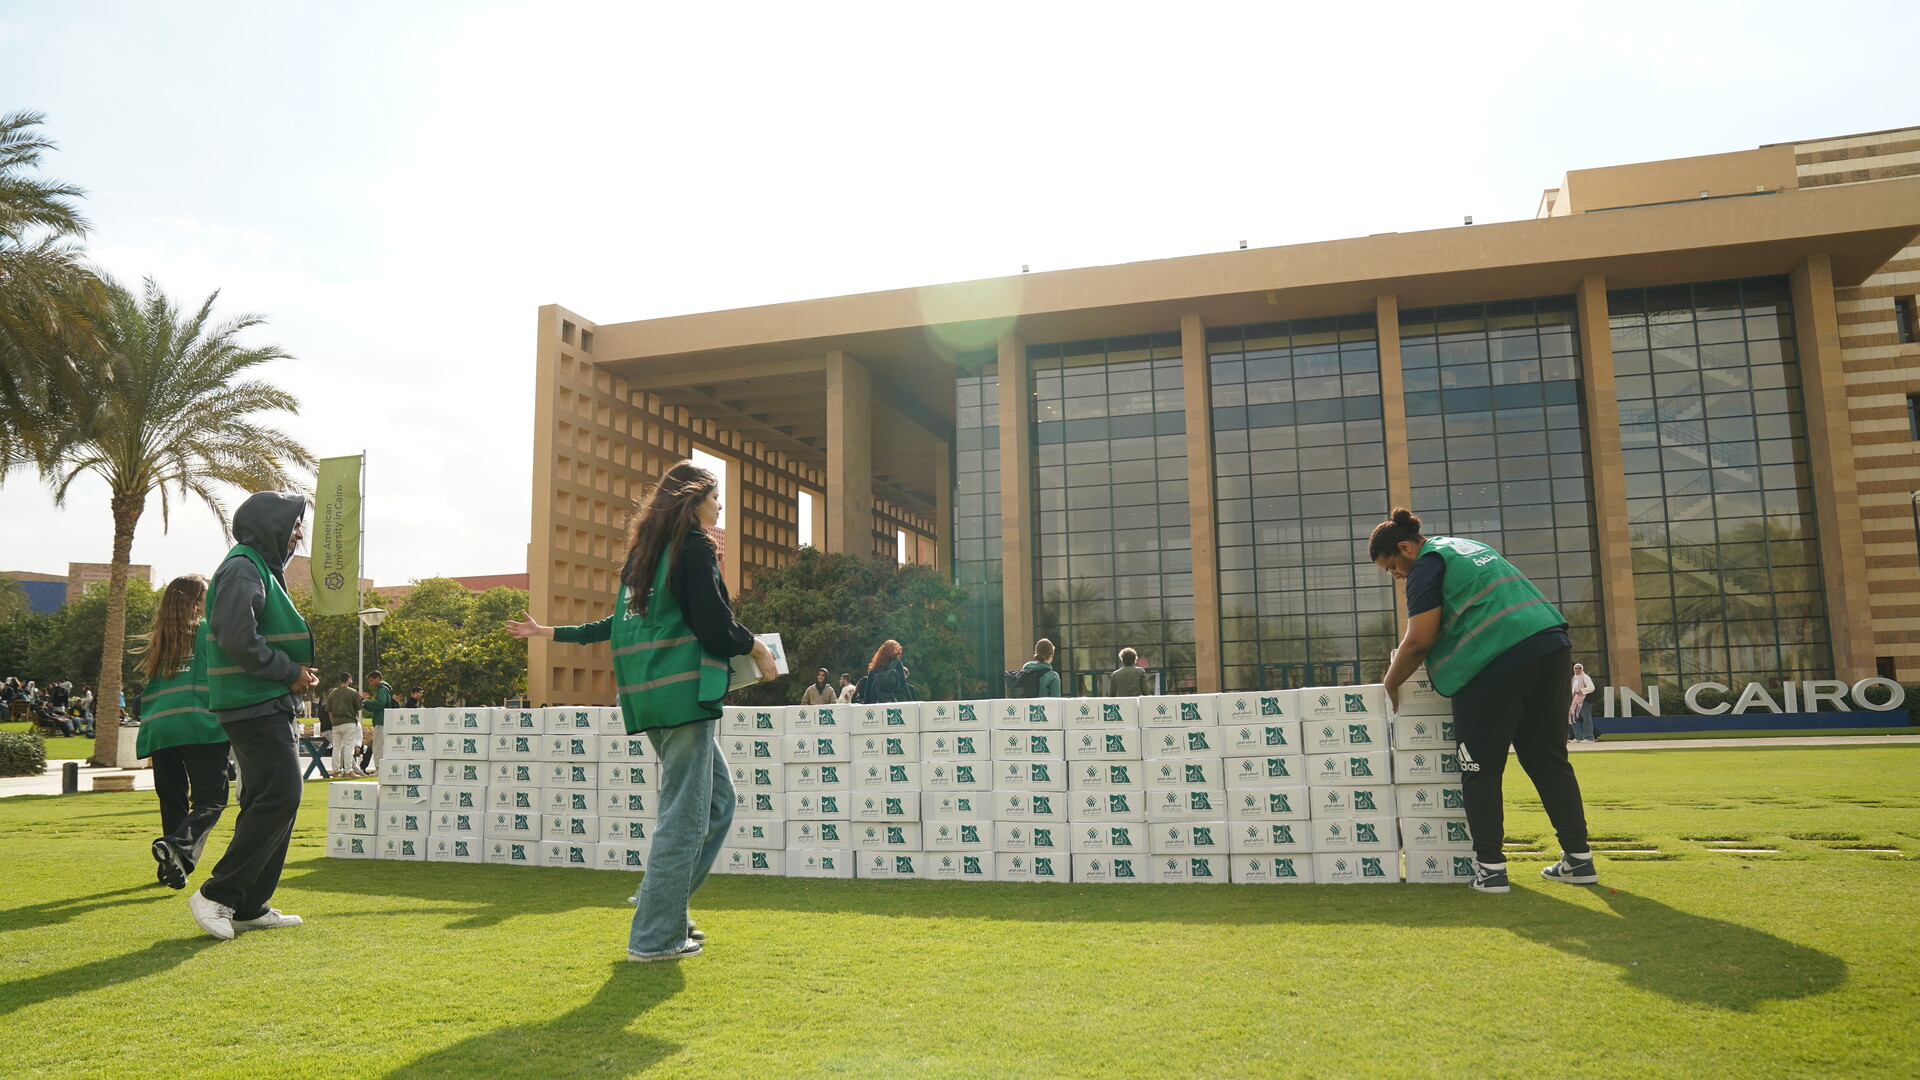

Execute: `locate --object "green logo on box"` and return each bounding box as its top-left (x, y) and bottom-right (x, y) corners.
top-left (1184, 763), bottom-right (1206, 783)
top-left (894, 855), bottom-right (915, 873)
top-left (1181, 703), bottom-right (1202, 723)
top-left (1192, 826), bottom-right (1215, 846)
top-left (1355, 823), bottom-right (1378, 843)
top-left (1361, 857), bottom-right (1385, 877)
top-left (963, 856), bottom-right (981, 874)
top-left (1261, 698), bottom-right (1283, 716)
top-left (1269, 792), bottom-right (1292, 813)
top-left (1275, 858), bottom-right (1298, 877)
top-left (956, 765), bottom-right (976, 784)
top-left (1109, 765), bottom-right (1131, 785)
top-left (1034, 857), bottom-right (1055, 876)
top-left (1109, 794), bottom-right (1132, 812)
top-left (960, 825), bottom-right (980, 843)
top-left (885, 797), bottom-right (904, 815)
top-left (821, 796), bottom-right (840, 814)
top-left (1446, 821), bottom-right (1471, 842)
top-left (1350, 757), bottom-right (1373, 777)
top-left (1186, 730), bottom-right (1211, 752)
top-left (1032, 796), bottom-right (1053, 815)
top-left (1443, 789), bottom-right (1464, 809)
top-left (1353, 791), bottom-right (1377, 811)
top-left (1102, 704), bottom-right (1124, 723)
top-left (1033, 828), bottom-right (1055, 848)
top-left (1112, 827), bottom-right (1133, 847)
top-left (1191, 858), bottom-right (1213, 878)
top-left (1188, 792), bottom-right (1212, 811)
top-left (1273, 825), bottom-right (1295, 844)
top-left (1114, 859), bottom-right (1136, 878)
top-left (1030, 734), bottom-right (1051, 755)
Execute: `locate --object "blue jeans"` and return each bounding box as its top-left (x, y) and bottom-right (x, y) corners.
top-left (1570, 703), bottom-right (1595, 741)
top-left (629, 719), bottom-right (734, 957)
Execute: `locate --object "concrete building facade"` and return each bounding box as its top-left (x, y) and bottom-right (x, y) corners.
top-left (526, 128), bottom-right (1920, 705)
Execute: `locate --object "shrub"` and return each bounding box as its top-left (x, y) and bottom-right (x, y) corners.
top-left (0, 730), bottom-right (47, 777)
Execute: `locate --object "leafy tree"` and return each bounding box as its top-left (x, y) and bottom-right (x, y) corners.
top-left (293, 587), bottom-right (391, 692)
top-left (371, 580), bottom-right (528, 706)
top-left (0, 575), bottom-right (29, 624)
top-left (389, 577), bottom-right (474, 629)
top-left (730, 549), bottom-right (973, 702)
top-left (34, 278), bottom-right (312, 765)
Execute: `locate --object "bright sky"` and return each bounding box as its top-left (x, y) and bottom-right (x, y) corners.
top-left (2, 0), bottom-right (1916, 590)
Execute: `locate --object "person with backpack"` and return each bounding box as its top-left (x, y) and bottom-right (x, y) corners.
top-left (508, 461), bottom-right (776, 962)
top-left (136, 574), bottom-right (230, 890)
top-left (1016, 639), bottom-right (1063, 698)
top-left (854, 640), bottom-right (914, 703)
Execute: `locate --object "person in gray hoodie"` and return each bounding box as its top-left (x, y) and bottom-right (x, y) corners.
top-left (188, 491), bottom-right (319, 941)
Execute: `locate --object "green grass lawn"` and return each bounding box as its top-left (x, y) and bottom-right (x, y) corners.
top-left (1, 746), bottom-right (1915, 1080)
top-left (1599, 726), bottom-right (1916, 740)
top-left (0, 720), bottom-right (96, 758)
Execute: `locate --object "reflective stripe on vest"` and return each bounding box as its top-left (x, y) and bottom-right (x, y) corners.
top-left (1421, 535), bottom-right (1566, 696)
top-left (204, 544), bottom-right (313, 711)
top-left (609, 533), bottom-right (732, 733)
top-left (137, 621), bottom-right (226, 757)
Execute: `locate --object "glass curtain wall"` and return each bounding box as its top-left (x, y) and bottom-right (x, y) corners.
top-left (1209, 314), bottom-right (1394, 690)
top-left (953, 349), bottom-right (1003, 697)
top-left (1030, 334), bottom-right (1194, 692)
top-left (1607, 276), bottom-right (1829, 692)
top-left (1400, 296), bottom-right (1610, 680)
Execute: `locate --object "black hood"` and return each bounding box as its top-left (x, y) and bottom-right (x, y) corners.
top-left (231, 491), bottom-right (307, 579)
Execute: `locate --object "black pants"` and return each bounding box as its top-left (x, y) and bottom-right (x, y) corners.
top-left (1449, 645), bottom-right (1590, 863)
top-left (200, 704), bottom-right (301, 920)
top-left (151, 742), bottom-right (231, 874)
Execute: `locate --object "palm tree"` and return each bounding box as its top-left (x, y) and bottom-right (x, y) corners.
top-left (0, 110), bottom-right (102, 472)
top-left (40, 277), bottom-right (313, 766)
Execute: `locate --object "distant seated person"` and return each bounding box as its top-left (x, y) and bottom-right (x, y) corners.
top-left (35, 701), bottom-right (78, 736)
top-left (1109, 648), bottom-right (1149, 696)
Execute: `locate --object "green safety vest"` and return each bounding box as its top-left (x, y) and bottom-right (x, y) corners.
top-left (611, 535), bottom-right (731, 734)
top-left (205, 544), bottom-right (313, 710)
top-left (1421, 535), bottom-right (1567, 696)
top-left (135, 620), bottom-right (227, 757)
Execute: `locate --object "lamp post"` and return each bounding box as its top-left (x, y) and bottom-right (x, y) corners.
top-left (357, 607), bottom-right (387, 688)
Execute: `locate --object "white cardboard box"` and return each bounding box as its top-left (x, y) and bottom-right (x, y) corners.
top-left (923, 761), bottom-right (994, 791)
top-left (988, 698), bottom-right (1065, 729)
top-left (733, 789), bottom-right (782, 819)
top-left (483, 838), bottom-right (539, 865)
top-left (784, 762), bottom-right (853, 791)
top-left (922, 819), bottom-right (992, 851)
top-left (541, 813), bottom-right (598, 842)
top-left (378, 835), bottom-right (427, 861)
top-left (994, 728), bottom-right (1066, 760)
top-left (1224, 820), bottom-right (1312, 855)
top-left (729, 762), bottom-right (786, 793)
top-left (851, 761), bottom-right (921, 790)
top-left (380, 759), bottom-right (432, 785)
top-left (494, 709), bottom-right (542, 735)
top-left (990, 789), bottom-right (1068, 823)
top-left (994, 852), bottom-right (1069, 883)
top-left (1060, 698), bottom-right (1140, 728)
top-left (723, 734), bottom-right (786, 765)
top-left (1065, 789), bottom-right (1149, 823)
top-left (1392, 748), bottom-right (1463, 783)
top-left (994, 760), bottom-right (1067, 791)
top-left (591, 707), bottom-right (626, 736)
top-left (542, 707), bottom-right (598, 736)
top-left (1142, 726), bottom-right (1227, 760)
top-left (1143, 758), bottom-right (1226, 790)
top-left (1306, 751), bottom-right (1391, 784)
top-left (1214, 690), bottom-right (1298, 726)
top-left (721, 705), bottom-right (786, 736)
top-left (1229, 853), bottom-right (1313, 883)
top-left (327, 833), bottom-right (376, 858)
top-left (728, 819), bottom-right (784, 849)
top-left (1146, 821), bottom-right (1231, 855)
top-left (487, 733), bottom-right (542, 761)
top-left (1390, 714), bottom-right (1456, 750)
top-left (426, 835), bottom-right (483, 863)
top-left (384, 708), bottom-right (432, 733)
top-left (849, 790), bottom-right (921, 821)
top-left (1066, 822), bottom-right (1149, 855)
top-left (855, 850), bottom-right (927, 879)
top-left (784, 733), bottom-right (853, 763)
top-left (1223, 754), bottom-right (1306, 787)
top-left (540, 841), bottom-right (595, 868)
top-left (787, 705), bottom-right (840, 733)
top-left (1312, 851), bottom-right (1401, 883)
top-left (599, 762), bottom-right (655, 789)
top-left (1310, 815), bottom-right (1397, 853)
top-left (1400, 815), bottom-right (1474, 851)
top-left (916, 701), bottom-right (968, 730)
top-left (1395, 782), bottom-right (1468, 817)
top-left (924, 850), bottom-right (994, 881)
top-left (1309, 784), bottom-right (1397, 818)
top-left (784, 790), bottom-right (853, 820)
top-left (1071, 852), bottom-right (1152, 883)
top-left (1301, 685), bottom-right (1387, 722)
top-left (599, 788), bottom-right (659, 818)
top-left (846, 704), bottom-right (917, 733)
top-left (329, 808), bottom-right (378, 835)
top-left (1144, 788), bottom-right (1229, 822)
top-left (992, 820), bottom-right (1070, 854)
top-left (1138, 696), bottom-right (1213, 728)
top-left (539, 760), bottom-right (597, 789)
top-left (431, 784), bottom-right (488, 812)
top-left (786, 849), bottom-right (856, 877)
top-left (1062, 727), bottom-right (1145, 760)
top-left (431, 809), bottom-right (485, 837)
top-left (434, 734), bottom-right (490, 761)
top-left (435, 759), bottom-right (489, 785)
top-left (379, 782), bottom-right (431, 809)
top-left (599, 734), bottom-right (653, 762)
top-left (539, 734), bottom-right (600, 762)
top-left (1302, 717), bottom-right (1390, 754)
top-left (950, 702), bottom-right (992, 729)
top-left (541, 787), bottom-right (596, 815)
top-left (851, 732), bottom-right (919, 763)
top-left (1224, 786), bottom-right (1310, 821)
top-left (1153, 853), bottom-right (1229, 883)
top-left (484, 810), bottom-right (541, 839)
top-left (595, 843), bottom-right (650, 872)
top-left (383, 732), bottom-right (434, 760)
top-left (922, 792), bottom-right (995, 822)
top-left (601, 816), bottom-right (653, 845)
top-left (1067, 760), bottom-right (1145, 791)
top-left (1395, 670), bottom-right (1452, 714)
top-left (378, 809), bottom-right (429, 835)
top-left (1215, 720), bottom-right (1302, 755)
top-left (785, 819), bottom-right (854, 848)
top-left (326, 781), bottom-right (380, 809)
top-left (489, 761), bottom-right (543, 787)
top-left (923, 731), bottom-right (995, 762)
top-left (1407, 851), bottom-right (1477, 884)
top-left (438, 708), bottom-right (494, 735)
top-left (851, 820), bottom-right (922, 851)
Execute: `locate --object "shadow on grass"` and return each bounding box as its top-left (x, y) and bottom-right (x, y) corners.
top-left (686, 876), bottom-right (1845, 1013)
top-left (381, 965), bottom-right (685, 1080)
top-left (0, 883), bottom-right (174, 934)
top-left (286, 857), bottom-right (632, 930)
top-left (0, 936), bottom-right (220, 1017)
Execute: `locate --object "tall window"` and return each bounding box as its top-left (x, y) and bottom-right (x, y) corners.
top-left (1608, 276), bottom-right (1828, 692)
top-left (1031, 334), bottom-right (1193, 692)
top-left (953, 349), bottom-right (1003, 696)
top-left (1209, 314), bottom-right (1393, 690)
top-left (1400, 296), bottom-right (1609, 682)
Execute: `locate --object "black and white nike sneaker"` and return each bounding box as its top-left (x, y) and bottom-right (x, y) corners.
top-left (1469, 859), bottom-right (1510, 893)
top-left (1540, 852), bottom-right (1599, 885)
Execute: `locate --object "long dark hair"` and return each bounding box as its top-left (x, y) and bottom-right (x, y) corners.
top-left (620, 461), bottom-right (719, 615)
top-left (137, 575), bottom-right (207, 680)
top-left (867, 639), bottom-right (902, 674)
top-left (1367, 507), bottom-right (1425, 561)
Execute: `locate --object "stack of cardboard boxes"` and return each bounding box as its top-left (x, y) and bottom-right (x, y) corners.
top-left (326, 685), bottom-right (1468, 885)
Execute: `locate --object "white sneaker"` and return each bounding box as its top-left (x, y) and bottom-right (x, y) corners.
top-left (189, 889), bottom-right (236, 941)
top-left (232, 908), bottom-right (304, 931)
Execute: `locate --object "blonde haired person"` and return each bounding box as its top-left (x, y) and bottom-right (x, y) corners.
top-left (136, 574), bottom-right (231, 891)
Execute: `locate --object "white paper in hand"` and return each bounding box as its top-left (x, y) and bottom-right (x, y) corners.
top-left (728, 634), bottom-right (788, 691)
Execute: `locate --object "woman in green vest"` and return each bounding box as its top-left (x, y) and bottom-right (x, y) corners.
top-left (135, 574), bottom-right (230, 890)
top-left (509, 461), bottom-right (775, 962)
top-left (1371, 508), bottom-right (1596, 894)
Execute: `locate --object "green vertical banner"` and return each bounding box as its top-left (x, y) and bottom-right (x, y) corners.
top-left (312, 454), bottom-right (362, 616)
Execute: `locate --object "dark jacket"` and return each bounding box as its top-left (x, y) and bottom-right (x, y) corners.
top-left (857, 659), bottom-right (915, 703)
top-left (1109, 665), bottom-right (1149, 696)
top-left (208, 491), bottom-right (308, 720)
top-left (1020, 660), bottom-right (1061, 698)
